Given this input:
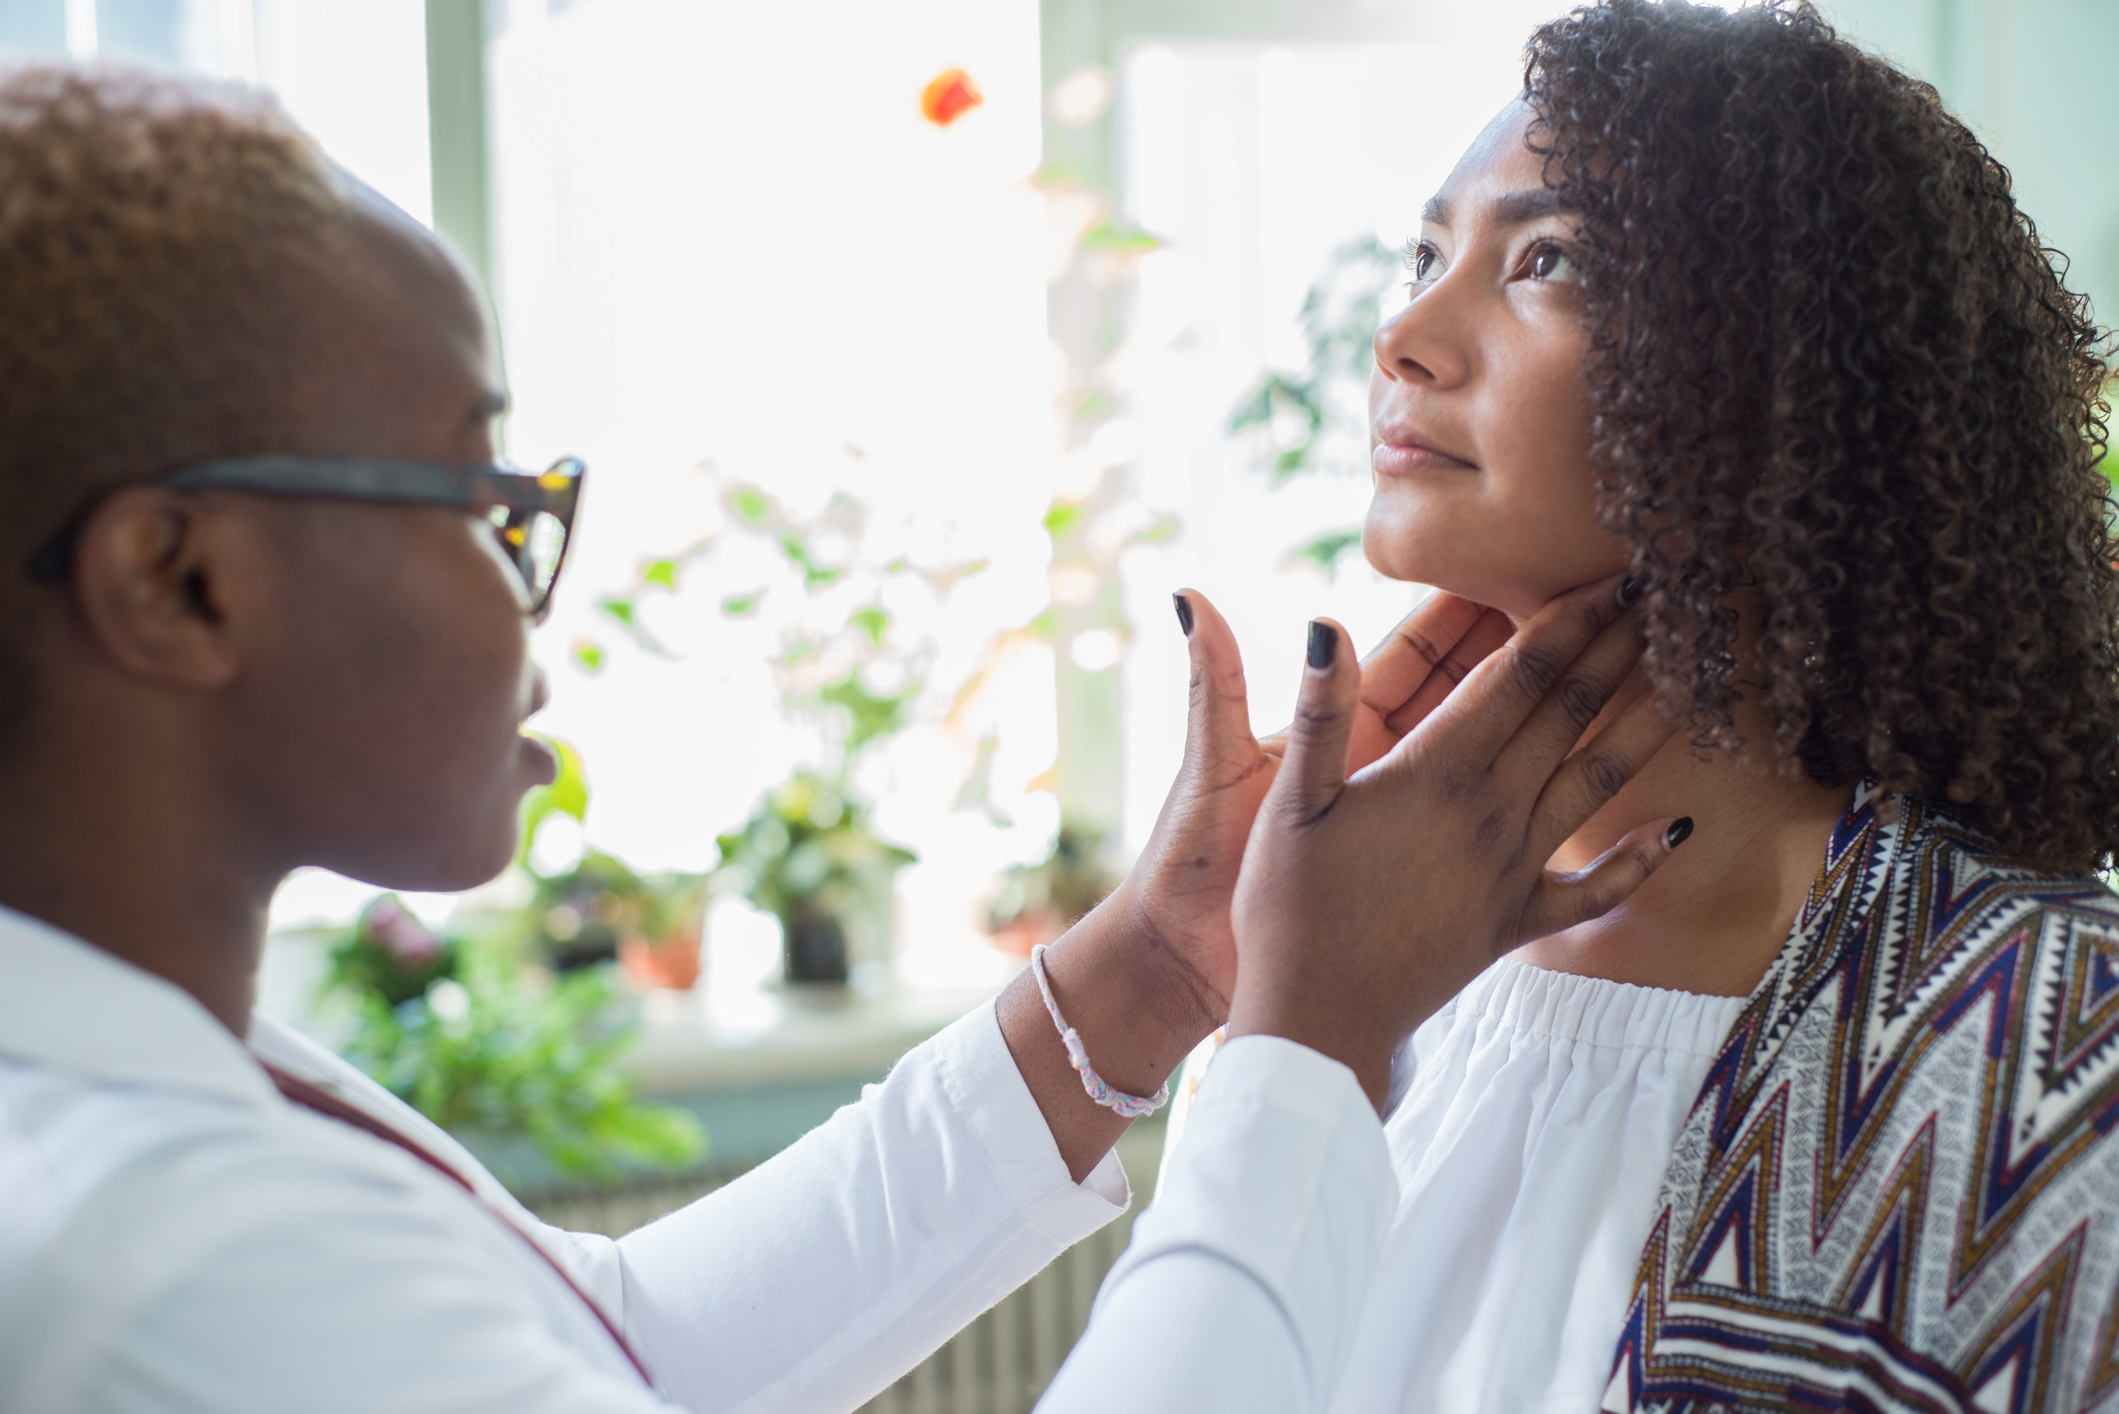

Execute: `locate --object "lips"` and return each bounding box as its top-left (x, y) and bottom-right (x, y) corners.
top-left (1372, 422), bottom-right (1476, 477)
top-left (519, 731), bottom-right (560, 787)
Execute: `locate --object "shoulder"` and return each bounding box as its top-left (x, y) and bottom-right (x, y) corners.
top-left (1803, 798), bottom-right (2119, 1198)
top-left (0, 1053), bottom-right (568, 1408)
top-left (1885, 799), bottom-right (2119, 1056)
top-left (1625, 800), bottom-right (2119, 1407)
top-left (1787, 801), bottom-right (2119, 1395)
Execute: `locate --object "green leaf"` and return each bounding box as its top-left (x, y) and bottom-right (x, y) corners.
top-left (1126, 518), bottom-right (1177, 547)
top-left (775, 636), bottom-right (822, 667)
top-left (516, 736), bottom-right (590, 867)
top-left (541, 740), bottom-right (591, 822)
top-left (571, 641), bottom-right (606, 673)
top-left (1073, 389), bottom-right (1114, 421)
top-left (641, 558), bottom-right (679, 589)
top-left (850, 606), bottom-right (890, 645)
top-left (1031, 158), bottom-right (1088, 190)
top-left (934, 557), bottom-right (991, 591)
top-left (596, 595), bottom-right (637, 628)
top-left (1079, 219), bottom-right (1163, 253)
top-left (589, 1102), bottom-right (708, 1167)
top-left (332, 954), bottom-right (705, 1182)
top-left (819, 672), bottom-right (917, 755)
top-left (1229, 236), bottom-right (1399, 486)
top-left (1227, 372), bottom-right (1311, 434)
top-left (720, 592), bottom-right (762, 617)
top-left (1043, 503), bottom-right (1081, 537)
top-left (729, 487), bottom-right (771, 523)
top-left (1293, 528), bottom-right (1365, 577)
top-left (710, 768), bottom-right (916, 921)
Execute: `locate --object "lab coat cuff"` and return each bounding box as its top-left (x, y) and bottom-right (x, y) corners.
top-left (930, 1000), bottom-right (1130, 1229)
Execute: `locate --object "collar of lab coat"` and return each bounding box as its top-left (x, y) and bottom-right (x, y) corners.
top-left (0, 902), bottom-right (277, 1107)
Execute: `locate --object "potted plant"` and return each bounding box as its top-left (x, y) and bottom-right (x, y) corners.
top-left (714, 769), bottom-right (915, 986)
top-left (529, 852), bottom-right (708, 990)
top-left (985, 824), bottom-right (1121, 955)
top-left (579, 476), bottom-right (1001, 986)
top-left (321, 895), bottom-right (706, 1183)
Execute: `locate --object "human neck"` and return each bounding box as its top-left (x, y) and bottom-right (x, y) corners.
top-left (1514, 628), bottom-right (1856, 999)
top-left (0, 699), bottom-right (279, 1037)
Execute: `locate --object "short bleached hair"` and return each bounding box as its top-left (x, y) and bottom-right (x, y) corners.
top-left (0, 63), bottom-right (362, 727)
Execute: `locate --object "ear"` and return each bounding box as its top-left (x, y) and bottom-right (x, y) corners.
top-left (68, 487), bottom-right (251, 692)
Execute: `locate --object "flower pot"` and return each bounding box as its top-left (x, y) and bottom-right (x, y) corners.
top-left (989, 905), bottom-right (1064, 957)
top-left (619, 924), bottom-right (703, 991)
top-left (781, 908), bottom-right (849, 985)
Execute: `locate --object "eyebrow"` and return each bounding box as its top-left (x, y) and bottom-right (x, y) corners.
top-left (1420, 188), bottom-right (1568, 229)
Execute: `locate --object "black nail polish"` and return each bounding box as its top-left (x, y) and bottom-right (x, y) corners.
top-left (1664, 816), bottom-right (1694, 848)
top-left (1307, 621), bottom-right (1337, 670)
top-left (1618, 577), bottom-right (1642, 606)
top-left (1173, 592), bottom-right (1194, 637)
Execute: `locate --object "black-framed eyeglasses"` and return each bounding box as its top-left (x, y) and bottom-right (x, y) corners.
top-left (26, 455), bottom-right (586, 623)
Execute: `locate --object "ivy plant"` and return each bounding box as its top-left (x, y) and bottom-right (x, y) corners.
top-left (323, 894), bottom-right (706, 1182)
top-left (1227, 235), bottom-right (1403, 576)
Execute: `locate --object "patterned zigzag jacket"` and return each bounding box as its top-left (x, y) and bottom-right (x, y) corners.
top-left (1607, 782), bottom-right (2119, 1413)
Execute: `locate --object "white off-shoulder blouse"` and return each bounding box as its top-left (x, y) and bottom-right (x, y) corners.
top-left (1161, 955), bottom-right (1746, 1414)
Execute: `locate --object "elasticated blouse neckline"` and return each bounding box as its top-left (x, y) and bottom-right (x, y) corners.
top-left (1438, 952), bottom-right (1745, 1060)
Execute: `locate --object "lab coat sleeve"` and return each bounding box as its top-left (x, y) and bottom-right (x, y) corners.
top-left (1037, 1036), bottom-right (1398, 1414)
top-left (610, 999), bottom-right (1129, 1414)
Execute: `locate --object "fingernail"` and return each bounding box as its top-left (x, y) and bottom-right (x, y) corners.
top-left (1664, 816), bottom-right (1694, 848)
top-left (1307, 620), bottom-right (1337, 670)
top-left (1173, 592), bottom-right (1194, 637)
top-left (1618, 577), bottom-right (1642, 606)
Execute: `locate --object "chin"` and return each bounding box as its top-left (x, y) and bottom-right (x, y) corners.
top-left (1363, 512), bottom-right (1624, 620)
top-left (1361, 514), bottom-right (1433, 585)
top-left (1361, 496), bottom-right (1504, 590)
top-left (1363, 517), bottom-right (1500, 603)
top-left (421, 826), bottom-right (521, 892)
top-left (324, 814), bottom-right (521, 895)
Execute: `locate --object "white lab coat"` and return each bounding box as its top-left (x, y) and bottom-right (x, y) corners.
top-left (0, 904), bottom-right (1394, 1413)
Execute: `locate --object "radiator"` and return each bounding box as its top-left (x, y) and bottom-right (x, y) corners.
top-left (530, 1124), bottom-right (1162, 1414)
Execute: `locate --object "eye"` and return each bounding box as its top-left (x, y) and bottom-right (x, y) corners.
top-left (1525, 241), bottom-right (1580, 283)
top-left (1403, 240), bottom-right (1444, 290)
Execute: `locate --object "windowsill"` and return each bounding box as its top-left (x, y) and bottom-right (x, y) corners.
top-left (630, 978), bottom-right (1005, 1095)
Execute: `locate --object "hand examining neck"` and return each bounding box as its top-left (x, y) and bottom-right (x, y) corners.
top-left (1005, 576), bottom-right (1706, 1163)
top-left (1225, 578), bottom-right (1688, 1109)
top-left (1515, 588), bottom-right (1853, 998)
top-left (1000, 588), bottom-right (1525, 1167)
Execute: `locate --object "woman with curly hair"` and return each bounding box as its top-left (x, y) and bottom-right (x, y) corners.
top-left (1147, 1), bottom-right (2119, 1410)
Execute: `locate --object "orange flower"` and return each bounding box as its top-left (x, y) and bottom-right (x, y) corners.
top-left (920, 67), bottom-right (983, 127)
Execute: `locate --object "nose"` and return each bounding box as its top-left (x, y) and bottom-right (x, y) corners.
top-left (1373, 284), bottom-right (1468, 388)
top-left (527, 663), bottom-right (550, 719)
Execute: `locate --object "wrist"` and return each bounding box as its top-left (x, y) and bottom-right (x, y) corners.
top-left (1035, 883), bottom-right (1223, 1098)
top-left (1102, 877), bottom-right (1230, 1046)
top-left (1225, 990), bottom-right (1394, 1114)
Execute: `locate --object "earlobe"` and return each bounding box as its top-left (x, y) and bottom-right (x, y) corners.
top-left (70, 489), bottom-right (245, 691)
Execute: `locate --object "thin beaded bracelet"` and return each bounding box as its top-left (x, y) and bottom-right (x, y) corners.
top-left (1029, 944), bottom-right (1170, 1119)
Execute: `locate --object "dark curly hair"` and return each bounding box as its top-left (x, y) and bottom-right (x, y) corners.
top-left (1522, 0), bottom-right (2118, 873)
